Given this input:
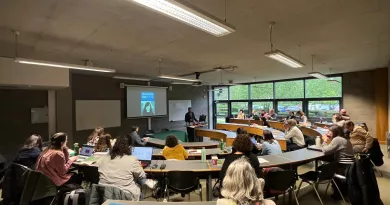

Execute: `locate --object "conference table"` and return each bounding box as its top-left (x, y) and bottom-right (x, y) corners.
top-left (314, 121), bottom-right (333, 128)
top-left (147, 138), bottom-right (219, 149)
top-left (143, 148), bottom-right (326, 201)
top-left (213, 123), bottom-right (287, 151)
top-left (103, 200), bottom-right (215, 205)
top-left (152, 147), bottom-right (232, 159)
top-left (229, 118), bottom-right (264, 125)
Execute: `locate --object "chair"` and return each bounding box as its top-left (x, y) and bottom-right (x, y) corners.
top-left (80, 166), bottom-right (100, 186)
top-left (265, 170), bottom-right (299, 205)
top-left (296, 162), bottom-right (346, 205)
top-left (164, 171), bottom-right (202, 201)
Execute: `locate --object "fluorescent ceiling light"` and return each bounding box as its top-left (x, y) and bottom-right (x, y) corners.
top-left (308, 72), bottom-right (327, 79)
top-left (328, 78), bottom-right (341, 83)
top-left (171, 82), bottom-right (193, 85)
top-left (264, 50), bottom-right (305, 68)
top-left (113, 76), bottom-right (151, 81)
top-left (14, 58), bottom-right (115, 73)
top-left (131, 0), bottom-right (235, 37)
top-left (158, 74), bottom-right (200, 82)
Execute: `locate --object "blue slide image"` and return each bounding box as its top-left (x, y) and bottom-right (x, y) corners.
top-left (141, 92), bottom-right (155, 116)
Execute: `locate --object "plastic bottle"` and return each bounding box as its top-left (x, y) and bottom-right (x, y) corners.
top-left (201, 147), bottom-right (206, 162)
top-left (74, 143), bottom-right (79, 156)
top-left (316, 136), bottom-right (321, 147)
top-left (220, 139), bottom-right (225, 150)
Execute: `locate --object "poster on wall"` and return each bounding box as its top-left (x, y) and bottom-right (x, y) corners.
top-left (31, 107), bottom-right (48, 124)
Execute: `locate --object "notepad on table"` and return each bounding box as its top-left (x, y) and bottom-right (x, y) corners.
top-left (188, 149), bottom-right (201, 154)
top-left (258, 158), bottom-right (269, 163)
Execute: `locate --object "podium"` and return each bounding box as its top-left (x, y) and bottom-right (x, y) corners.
top-left (186, 124), bottom-right (206, 142)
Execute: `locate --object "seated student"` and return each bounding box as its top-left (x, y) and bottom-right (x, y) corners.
top-left (162, 135), bottom-right (188, 160)
top-left (261, 117), bottom-right (270, 127)
top-left (321, 125), bottom-right (354, 199)
top-left (128, 126), bottom-right (148, 146)
top-left (268, 109), bottom-right (277, 120)
top-left (296, 111), bottom-right (308, 124)
top-left (259, 130), bottom-right (282, 155)
top-left (88, 127), bottom-right (105, 146)
top-left (345, 121), bottom-right (373, 153)
top-left (36, 133), bottom-right (80, 186)
top-left (237, 109), bottom-right (245, 119)
top-left (332, 109), bottom-right (350, 127)
top-left (217, 158), bottom-right (275, 205)
top-left (13, 134), bottom-right (42, 169)
top-left (96, 136), bottom-right (155, 200)
top-left (236, 128), bottom-right (260, 155)
top-left (284, 119), bottom-right (305, 151)
top-left (286, 111), bottom-right (296, 120)
top-left (220, 134), bottom-right (261, 184)
top-left (95, 134), bottom-right (112, 152)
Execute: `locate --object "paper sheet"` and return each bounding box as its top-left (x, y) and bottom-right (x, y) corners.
top-left (258, 158), bottom-right (269, 163)
top-left (188, 149), bottom-right (201, 154)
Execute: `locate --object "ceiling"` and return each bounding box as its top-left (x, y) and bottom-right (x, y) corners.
top-left (0, 0), bottom-right (389, 84)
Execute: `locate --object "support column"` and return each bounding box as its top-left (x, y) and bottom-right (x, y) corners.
top-left (375, 67), bottom-right (388, 144)
top-left (48, 90), bottom-right (56, 138)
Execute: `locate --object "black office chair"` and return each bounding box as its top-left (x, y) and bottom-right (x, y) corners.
top-left (296, 162), bottom-right (346, 205)
top-left (80, 166), bottom-right (100, 186)
top-left (164, 171), bottom-right (202, 201)
top-left (265, 170), bottom-right (299, 205)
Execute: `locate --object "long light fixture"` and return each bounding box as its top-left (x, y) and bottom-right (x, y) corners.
top-left (113, 75), bottom-right (151, 81)
top-left (308, 55), bottom-right (327, 79)
top-left (131, 0), bottom-right (235, 37)
top-left (14, 58), bottom-right (115, 73)
top-left (158, 74), bottom-right (201, 82)
top-left (265, 50), bottom-right (305, 68)
top-left (264, 23), bottom-right (305, 68)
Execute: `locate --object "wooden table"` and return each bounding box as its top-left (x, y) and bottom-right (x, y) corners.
top-left (152, 148), bottom-right (231, 159)
top-left (314, 122), bottom-right (333, 128)
top-left (147, 138), bottom-right (218, 149)
top-left (214, 123), bottom-right (287, 151)
top-left (144, 148), bottom-right (326, 201)
top-left (229, 118), bottom-right (263, 125)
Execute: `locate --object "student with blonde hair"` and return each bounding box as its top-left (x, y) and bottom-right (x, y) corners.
top-left (88, 127), bottom-right (105, 146)
top-left (284, 119), bottom-right (305, 151)
top-left (217, 158), bottom-right (275, 205)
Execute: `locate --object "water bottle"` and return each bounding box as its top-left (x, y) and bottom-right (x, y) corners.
top-left (220, 139), bottom-right (225, 150)
top-left (315, 136), bottom-right (321, 148)
top-left (74, 143), bottom-right (79, 156)
top-left (201, 147), bottom-right (206, 162)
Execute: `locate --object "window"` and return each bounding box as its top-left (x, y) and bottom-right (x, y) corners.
top-left (277, 101), bottom-right (302, 116)
top-left (250, 83), bottom-right (273, 99)
top-left (231, 102), bottom-right (248, 115)
top-left (305, 77), bottom-right (342, 98)
top-left (308, 100), bottom-right (340, 118)
top-left (229, 85), bottom-right (249, 100)
top-left (275, 80), bottom-right (304, 99)
top-left (215, 103), bottom-right (228, 116)
top-left (213, 87), bottom-right (228, 101)
top-left (252, 102), bottom-right (274, 112)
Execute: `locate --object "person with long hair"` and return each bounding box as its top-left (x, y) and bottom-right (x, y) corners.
top-left (36, 133), bottom-right (80, 186)
top-left (95, 133), bottom-right (112, 152)
top-left (220, 134), bottom-right (261, 184)
top-left (237, 109), bottom-right (245, 119)
top-left (217, 158), bottom-right (275, 205)
top-left (142, 102), bottom-right (154, 116)
top-left (296, 111), bottom-right (308, 124)
top-left (284, 119), bottom-right (305, 151)
top-left (88, 127), bottom-right (105, 146)
top-left (162, 135), bottom-right (188, 160)
top-left (96, 136), bottom-right (156, 200)
top-left (321, 125), bottom-right (354, 199)
top-left (14, 134), bottom-right (42, 169)
top-left (259, 130), bottom-right (282, 155)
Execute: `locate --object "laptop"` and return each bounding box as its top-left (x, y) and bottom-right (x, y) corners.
top-left (77, 144), bottom-right (94, 160)
top-left (307, 145), bottom-right (322, 152)
top-left (250, 137), bottom-right (258, 145)
top-left (132, 147), bottom-right (153, 168)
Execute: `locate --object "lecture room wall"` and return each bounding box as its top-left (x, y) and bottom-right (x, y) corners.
top-left (71, 74), bottom-right (209, 143)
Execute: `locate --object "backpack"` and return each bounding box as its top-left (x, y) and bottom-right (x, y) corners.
top-left (64, 189), bottom-right (89, 205)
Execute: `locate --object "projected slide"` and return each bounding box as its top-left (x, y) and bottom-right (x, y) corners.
top-left (141, 92), bottom-right (155, 116)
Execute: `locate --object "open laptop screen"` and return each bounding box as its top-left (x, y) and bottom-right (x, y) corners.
top-left (132, 147), bottom-right (153, 161)
top-left (80, 145), bottom-right (94, 156)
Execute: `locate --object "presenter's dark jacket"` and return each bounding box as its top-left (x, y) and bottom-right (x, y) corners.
top-left (129, 131), bottom-right (147, 146)
top-left (219, 153), bottom-right (261, 183)
top-left (185, 112), bottom-right (198, 123)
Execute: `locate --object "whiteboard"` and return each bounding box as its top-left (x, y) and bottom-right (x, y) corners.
top-left (169, 100), bottom-right (191, 121)
top-left (75, 100), bottom-right (121, 131)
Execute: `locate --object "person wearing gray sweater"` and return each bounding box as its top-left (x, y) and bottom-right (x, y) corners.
top-left (321, 125), bottom-right (354, 165)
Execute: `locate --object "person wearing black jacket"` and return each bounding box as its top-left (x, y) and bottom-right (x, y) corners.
top-left (185, 107), bottom-right (198, 124)
top-left (14, 134), bottom-right (42, 169)
top-left (220, 134), bottom-right (261, 184)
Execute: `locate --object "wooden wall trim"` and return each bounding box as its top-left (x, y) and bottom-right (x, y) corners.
top-left (374, 67), bottom-right (388, 144)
